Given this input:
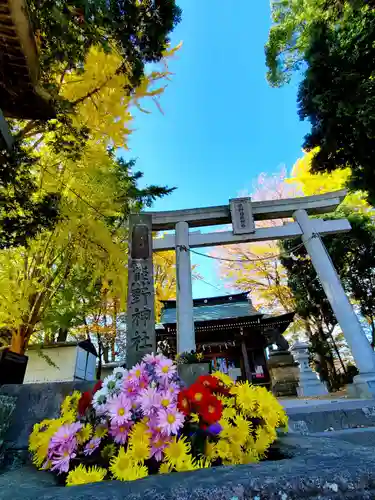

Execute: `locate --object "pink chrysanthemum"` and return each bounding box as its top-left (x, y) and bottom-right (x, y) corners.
top-left (137, 374), bottom-right (150, 390)
top-left (143, 353), bottom-right (161, 365)
top-left (147, 413), bottom-right (162, 434)
top-left (50, 422), bottom-right (82, 450)
top-left (107, 392), bottom-right (132, 425)
top-left (109, 422), bottom-right (132, 444)
top-left (122, 378), bottom-right (139, 399)
top-left (150, 433), bottom-right (170, 461)
top-left (158, 390), bottom-right (175, 411)
top-left (166, 381), bottom-right (180, 396)
top-left (138, 387), bottom-right (161, 416)
top-left (157, 407), bottom-right (184, 435)
top-left (50, 440), bottom-right (76, 474)
top-left (83, 437), bottom-right (101, 456)
top-left (129, 362), bottom-right (147, 381)
top-left (155, 358), bottom-right (176, 382)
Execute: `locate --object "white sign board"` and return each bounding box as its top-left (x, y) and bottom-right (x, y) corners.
top-left (230, 197), bottom-right (255, 234)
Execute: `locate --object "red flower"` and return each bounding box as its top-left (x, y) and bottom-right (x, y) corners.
top-left (215, 378), bottom-right (230, 395)
top-left (92, 380), bottom-right (103, 395)
top-left (177, 389), bottom-right (191, 415)
top-left (199, 395), bottom-right (223, 425)
top-left (78, 391), bottom-right (92, 416)
top-left (197, 375), bottom-right (218, 391)
top-left (187, 383), bottom-right (210, 406)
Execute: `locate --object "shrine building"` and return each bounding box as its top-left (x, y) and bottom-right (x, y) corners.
top-left (157, 292), bottom-right (294, 387)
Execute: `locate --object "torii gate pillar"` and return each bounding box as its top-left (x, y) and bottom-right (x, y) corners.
top-left (294, 209), bottom-right (375, 398)
top-left (175, 221), bottom-right (195, 354)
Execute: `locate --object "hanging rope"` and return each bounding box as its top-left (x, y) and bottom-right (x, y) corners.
top-left (176, 237), bottom-right (311, 264)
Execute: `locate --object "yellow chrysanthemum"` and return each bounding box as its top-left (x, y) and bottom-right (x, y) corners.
top-left (242, 448), bottom-right (260, 464)
top-left (66, 464), bottom-right (106, 486)
top-left (77, 424), bottom-right (93, 444)
top-left (218, 417), bottom-right (232, 438)
top-left (29, 418), bottom-right (65, 467)
top-left (230, 381), bottom-right (258, 413)
top-left (233, 415), bottom-right (251, 438)
top-left (164, 436), bottom-right (191, 467)
top-left (159, 461), bottom-right (173, 474)
top-left (60, 396), bottom-right (72, 416)
top-left (128, 437), bottom-right (150, 463)
top-left (190, 413), bottom-right (199, 424)
top-left (110, 447), bottom-right (139, 481)
top-left (194, 457), bottom-right (211, 469)
top-left (216, 438), bottom-right (232, 460)
top-left (62, 410), bottom-right (76, 424)
top-left (110, 448), bottom-right (148, 482)
top-left (94, 424), bottom-right (108, 439)
top-left (205, 440), bottom-right (218, 460)
top-left (228, 442), bottom-right (243, 463)
top-left (226, 425), bottom-right (245, 445)
top-left (212, 371), bottom-right (234, 387)
top-left (175, 455), bottom-right (197, 472)
top-left (222, 406), bottom-right (236, 420)
top-left (217, 394), bottom-right (235, 408)
top-left (252, 386), bottom-right (286, 428)
top-left (60, 391), bottom-right (81, 417)
top-left (129, 422), bottom-right (151, 442)
top-left (253, 427), bottom-right (275, 454)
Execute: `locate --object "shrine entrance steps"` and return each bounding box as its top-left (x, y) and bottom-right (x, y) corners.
top-left (283, 397), bottom-right (375, 446)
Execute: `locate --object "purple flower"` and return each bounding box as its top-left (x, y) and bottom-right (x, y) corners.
top-left (109, 422), bottom-right (132, 444)
top-left (207, 422), bottom-right (222, 435)
top-left (155, 358), bottom-right (176, 382)
top-left (107, 393), bottom-right (132, 425)
top-left (137, 387), bottom-right (161, 416)
top-left (50, 440), bottom-right (76, 474)
top-left (157, 407), bottom-right (184, 436)
top-left (83, 437), bottom-right (101, 456)
top-left (50, 423), bottom-right (82, 450)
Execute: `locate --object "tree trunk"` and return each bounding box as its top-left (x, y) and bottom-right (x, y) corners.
top-left (10, 323), bottom-right (35, 355)
top-left (57, 328), bottom-right (68, 342)
top-left (102, 345), bottom-right (109, 364)
top-left (96, 333), bottom-right (103, 380)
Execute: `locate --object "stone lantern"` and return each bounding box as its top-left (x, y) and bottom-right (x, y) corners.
top-left (291, 340), bottom-right (328, 397)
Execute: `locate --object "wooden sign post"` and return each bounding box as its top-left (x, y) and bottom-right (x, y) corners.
top-left (126, 214), bottom-right (155, 368)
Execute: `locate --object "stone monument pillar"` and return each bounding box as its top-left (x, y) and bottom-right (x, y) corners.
top-left (291, 340), bottom-right (328, 397)
top-left (126, 214), bottom-right (156, 368)
top-left (267, 349), bottom-right (299, 397)
top-left (265, 329), bottom-right (299, 397)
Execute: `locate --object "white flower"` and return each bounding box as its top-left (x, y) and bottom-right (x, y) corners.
top-left (93, 388), bottom-right (108, 414)
top-left (103, 374), bottom-right (121, 395)
top-left (113, 366), bottom-right (127, 380)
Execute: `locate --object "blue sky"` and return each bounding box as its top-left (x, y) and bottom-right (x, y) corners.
top-left (122, 0), bottom-right (309, 299)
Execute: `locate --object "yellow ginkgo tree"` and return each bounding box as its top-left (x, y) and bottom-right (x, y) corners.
top-left (0, 43), bottom-right (181, 358)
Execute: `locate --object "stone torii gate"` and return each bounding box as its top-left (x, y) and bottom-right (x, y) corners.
top-left (126, 190), bottom-right (375, 398)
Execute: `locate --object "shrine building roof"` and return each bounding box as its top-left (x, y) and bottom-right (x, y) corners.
top-left (161, 292), bottom-right (263, 324)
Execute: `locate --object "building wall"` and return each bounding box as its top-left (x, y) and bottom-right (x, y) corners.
top-left (24, 346), bottom-right (77, 383)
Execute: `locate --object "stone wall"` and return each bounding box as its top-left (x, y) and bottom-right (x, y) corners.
top-left (0, 381), bottom-right (93, 469)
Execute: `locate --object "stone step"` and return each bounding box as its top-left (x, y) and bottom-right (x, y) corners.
top-left (310, 427), bottom-right (375, 448)
top-left (285, 399), bottom-right (375, 434)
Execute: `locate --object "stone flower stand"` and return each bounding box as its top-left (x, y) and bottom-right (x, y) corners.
top-left (177, 363), bottom-right (210, 387)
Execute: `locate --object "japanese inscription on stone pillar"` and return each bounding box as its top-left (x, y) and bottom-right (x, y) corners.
top-left (126, 214), bottom-right (155, 368)
top-left (230, 197), bottom-right (255, 235)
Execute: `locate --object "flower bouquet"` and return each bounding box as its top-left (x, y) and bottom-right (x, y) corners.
top-left (175, 350), bottom-right (204, 364)
top-left (29, 353), bottom-right (288, 487)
